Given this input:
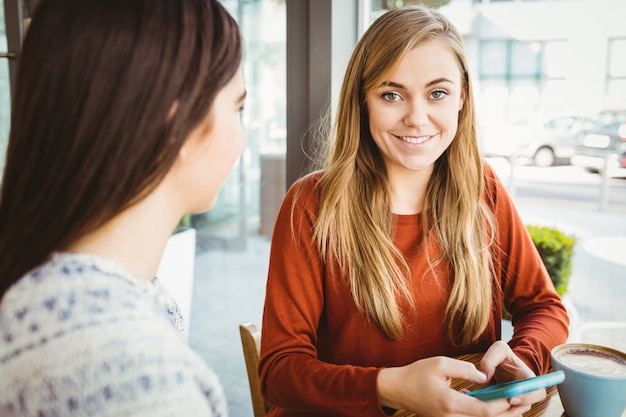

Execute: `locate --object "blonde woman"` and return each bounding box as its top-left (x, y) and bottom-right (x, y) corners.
top-left (259, 5), bottom-right (568, 417)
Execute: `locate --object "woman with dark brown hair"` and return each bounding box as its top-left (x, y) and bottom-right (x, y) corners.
top-left (0, 0), bottom-right (246, 415)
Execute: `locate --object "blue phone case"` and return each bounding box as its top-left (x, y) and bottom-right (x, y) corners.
top-left (466, 371), bottom-right (565, 401)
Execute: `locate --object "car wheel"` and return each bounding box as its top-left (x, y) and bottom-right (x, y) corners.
top-left (533, 147), bottom-right (555, 167)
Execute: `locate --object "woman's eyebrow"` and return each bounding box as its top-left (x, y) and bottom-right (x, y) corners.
top-left (380, 77), bottom-right (455, 90)
top-left (426, 77), bottom-right (454, 87)
top-left (380, 81), bottom-right (405, 89)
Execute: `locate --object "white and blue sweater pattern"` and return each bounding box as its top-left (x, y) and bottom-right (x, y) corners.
top-left (0, 253), bottom-right (227, 417)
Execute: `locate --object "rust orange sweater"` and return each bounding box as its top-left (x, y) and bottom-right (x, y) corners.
top-left (259, 163), bottom-right (569, 417)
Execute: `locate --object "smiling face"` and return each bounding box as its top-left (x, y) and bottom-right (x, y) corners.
top-left (365, 38), bottom-right (465, 177)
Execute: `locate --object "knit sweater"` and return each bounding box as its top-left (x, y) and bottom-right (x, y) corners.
top-left (259, 163), bottom-right (569, 417)
top-left (0, 252), bottom-right (227, 417)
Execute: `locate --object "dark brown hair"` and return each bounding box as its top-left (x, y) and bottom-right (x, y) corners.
top-left (0, 0), bottom-right (242, 298)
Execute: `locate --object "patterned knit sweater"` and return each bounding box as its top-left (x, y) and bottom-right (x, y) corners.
top-left (0, 252), bottom-right (227, 417)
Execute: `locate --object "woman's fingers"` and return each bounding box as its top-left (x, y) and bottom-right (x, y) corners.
top-left (480, 341), bottom-right (535, 381)
top-left (508, 386), bottom-right (547, 406)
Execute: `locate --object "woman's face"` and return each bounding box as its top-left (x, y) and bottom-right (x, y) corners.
top-left (365, 38), bottom-right (465, 177)
top-left (176, 68), bottom-right (247, 212)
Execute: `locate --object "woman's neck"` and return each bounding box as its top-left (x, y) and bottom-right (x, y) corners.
top-left (387, 166), bottom-right (432, 215)
top-left (64, 188), bottom-right (180, 281)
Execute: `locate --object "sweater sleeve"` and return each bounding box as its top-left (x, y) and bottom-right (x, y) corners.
top-left (259, 175), bottom-right (387, 417)
top-left (484, 163), bottom-right (570, 374)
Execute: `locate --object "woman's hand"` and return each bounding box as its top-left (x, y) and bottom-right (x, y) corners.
top-left (478, 341), bottom-right (547, 408)
top-left (377, 354), bottom-right (532, 417)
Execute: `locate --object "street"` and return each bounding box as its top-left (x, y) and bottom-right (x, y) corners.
top-left (486, 157), bottom-right (626, 209)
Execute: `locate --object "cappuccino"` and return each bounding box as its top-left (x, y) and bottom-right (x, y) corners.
top-left (551, 343), bottom-right (626, 417)
top-left (555, 347), bottom-right (626, 377)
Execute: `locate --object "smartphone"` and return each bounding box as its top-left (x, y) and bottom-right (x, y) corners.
top-left (466, 371), bottom-right (565, 401)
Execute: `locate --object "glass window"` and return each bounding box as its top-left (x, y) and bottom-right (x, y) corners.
top-left (508, 79), bottom-right (539, 118)
top-left (476, 79), bottom-right (509, 125)
top-left (371, 0), bottom-right (454, 13)
top-left (477, 38), bottom-right (571, 122)
top-left (605, 79), bottom-right (626, 110)
top-left (605, 38), bottom-right (626, 110)
top-left (538, 78), bottom-right (568, 112)
top-left (510, 41), bottom-right (540, 78)
top-left (608, 38), bottom-right (626, 77)
top-left (480, 41), bottom-right (508, 78)
top-left (0, 3), bottom-right (11, 181)
top-left (192, 0), bottom-right (287, 239)
top-left (543, 41), bottom-right (568, 79)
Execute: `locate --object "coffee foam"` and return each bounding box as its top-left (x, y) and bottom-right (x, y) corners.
top-left (555, 347), bottom-right (626, 378)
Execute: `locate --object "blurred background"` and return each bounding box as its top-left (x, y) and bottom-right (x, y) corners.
top-left (1, 0), bottom-right (624, 241)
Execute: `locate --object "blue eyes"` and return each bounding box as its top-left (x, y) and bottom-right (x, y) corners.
top-left (382, 92), bottom-right (401, 102)
top-left (381, 90), bottom-right (448, 102)
top-left (431, 90), bottom-right (447, 100)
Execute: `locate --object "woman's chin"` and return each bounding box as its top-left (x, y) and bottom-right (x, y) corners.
top-left (205, 196), bottom-right (219, 212)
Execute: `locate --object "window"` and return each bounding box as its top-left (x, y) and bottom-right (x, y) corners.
top-left (510, 41), bottom-right (541, 78)
top-left (480, 41), bottom-right (509, 78)
top-left (0, 3), bottom-right (12, 181)
top-left (192, 0), bottom-right (287, 241)
top-left (478, 39), bottom-right (567, 122)
top-left (606, 37), bottom-right (626, 109)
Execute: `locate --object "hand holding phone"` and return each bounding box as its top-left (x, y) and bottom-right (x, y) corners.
top-left (466, 371), bottom-right (565, 401)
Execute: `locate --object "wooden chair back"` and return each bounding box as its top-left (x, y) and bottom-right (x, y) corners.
top-left (239, 322), bottom-right (272, 417)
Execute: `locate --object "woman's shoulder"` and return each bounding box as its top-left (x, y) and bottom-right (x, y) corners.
top-left (0, 253), bottom-right (227, 416)
top-left (2, 253), bottom-right (157, 317)
top-left (284, 170), bottom-right (324, 209)
top-left (288, 170), bottom-right (323, 194)
top-left (481, 160), bottom-right (508, 206)
top-left (0, 253), bottom-right (174, 360)
top-left (482, 160), bottom-right (500, 188)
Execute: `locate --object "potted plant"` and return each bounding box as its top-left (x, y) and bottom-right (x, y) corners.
top-left (156, 213), bottom-right (196, 339)
top-left (502, 225), bottom-right (577, 335)
top-left (526, 224), bottom-right (576, 297)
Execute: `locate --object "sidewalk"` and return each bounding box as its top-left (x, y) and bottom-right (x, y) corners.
top-left (188, 235), bottom-right (269, 417)
top-left (187, 184), bottom-right (626, 417)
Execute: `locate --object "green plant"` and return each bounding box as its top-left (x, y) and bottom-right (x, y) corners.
top-left (526, 225), bottom-right (576, 297)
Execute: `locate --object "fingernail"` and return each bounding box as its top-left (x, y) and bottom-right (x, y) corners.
top-left (509, 397), bottom-right (521, 405)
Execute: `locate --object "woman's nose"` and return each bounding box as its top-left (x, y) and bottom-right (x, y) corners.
top-left (403, 100), bottom-right (429, 126)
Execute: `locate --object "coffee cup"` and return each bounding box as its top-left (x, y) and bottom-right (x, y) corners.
top-left (551, 343), bottom-right (626, 417)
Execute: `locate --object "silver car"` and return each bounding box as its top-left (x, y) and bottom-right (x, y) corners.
top-left (571, 110), bottom-right (626, 178)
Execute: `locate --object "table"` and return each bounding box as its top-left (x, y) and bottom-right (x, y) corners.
top-left (393, 353), bottom-right (565, 417)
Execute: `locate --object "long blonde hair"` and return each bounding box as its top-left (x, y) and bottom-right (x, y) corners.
top-left (310, 5), bottom-right (495, 345)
